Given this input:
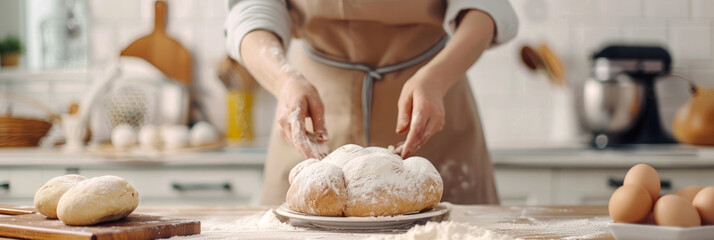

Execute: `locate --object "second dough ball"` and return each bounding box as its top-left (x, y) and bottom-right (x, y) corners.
top-left (34, 174), bottom-right (88, 218)
top-left (57, 175), bottom-right (139, 226)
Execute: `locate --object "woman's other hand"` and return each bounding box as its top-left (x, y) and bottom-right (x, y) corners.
top-left (394, 10), bottom-right (495, 158)
top-left (396, 68), bottom-right (447, 158)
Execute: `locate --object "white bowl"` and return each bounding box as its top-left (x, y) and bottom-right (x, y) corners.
top-left (608, 223), bottom-right (714, 240)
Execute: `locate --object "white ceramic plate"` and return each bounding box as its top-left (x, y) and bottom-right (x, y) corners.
top-left (608, 223), bottom-right (714, 240)
top-left (274, 203), bottom-right (450, 230)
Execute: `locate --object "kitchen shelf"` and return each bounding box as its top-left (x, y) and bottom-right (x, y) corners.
top-left (0, 68), bottom-right (92, 83)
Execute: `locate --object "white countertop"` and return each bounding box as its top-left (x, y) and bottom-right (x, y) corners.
top-left (0, 146), bottom-right (265, 168)
top-left (490, 144), bottom-right (714, 169)
top-left (2, 143), bottom-right (714, 169)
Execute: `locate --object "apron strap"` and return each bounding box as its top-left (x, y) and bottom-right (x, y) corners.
top-left (303, 36), bottom-right (448, 146)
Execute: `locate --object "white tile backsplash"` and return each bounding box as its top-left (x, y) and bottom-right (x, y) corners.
top-left (6, 0), bottom-right (711, 146)
top-left (470, 0), bottom-right (712, 144)
top-left (557, 0), bottom-right (599, 17)
top-left (90, 0), bottom-right (141, 22)
top-left (601, 0), bottom-right (642, 17)
top-left (167, 0), bottom-right (196, 22)
top-left (644, 0), bottom-right (690, 18)
top-left (690, 69), bottom-right (714, 86)
top-left (570, 23), bottom-right (624, 57)
top-left (197, 0), bottom-right (229, 20)
top-left (622, 22), bottom-right (668, 45)
top-left (668, 22), bottom-right (712, 60)
top-left (89, 25), bottom-right (118, 64)
top-left (691, 0), bottom-right (714, 18)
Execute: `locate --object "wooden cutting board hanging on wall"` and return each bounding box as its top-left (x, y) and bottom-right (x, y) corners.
top-left (120, 0), bottom-right (192, 85)
top-left (119, 0), bottom-right (196, 123)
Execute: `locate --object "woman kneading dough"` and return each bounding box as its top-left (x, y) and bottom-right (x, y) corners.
top-left (225, 0), bottom-right (518, 205)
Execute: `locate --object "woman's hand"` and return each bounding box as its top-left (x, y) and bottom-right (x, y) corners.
top-left (394, 10), bottom-right (495, 158)
top-left (240, 30), bottom-right (328, 159)
top-left (396, 68), bottom-right (448, 158)
top-left (276, 75), bottom-right (329, 159)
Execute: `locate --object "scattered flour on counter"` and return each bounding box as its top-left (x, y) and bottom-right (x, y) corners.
top-left (366, 221), bottom-right (520, 240)
top-left (484, 217), bottom-right (611, 240)
top-left (257, 209), bottom-right (303, 231)
top-left (201, 209), bottom-right (304, 233)
top-left (231, 209), bottom-right (302, 231)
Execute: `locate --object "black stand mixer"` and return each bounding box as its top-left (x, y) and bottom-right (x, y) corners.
top-left (583, 45), bottom-right (676, 148)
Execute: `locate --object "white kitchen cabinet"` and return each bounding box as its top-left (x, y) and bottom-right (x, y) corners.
top-left (0, 169), bottom-right (67, 205)
top-left (0, 170), bottom-right (9, 203)
top-left (658, 170), bottom-right (700, 195)
top-left (695, 171), bottom-right (714, 187)
top-left (553, 169), bottom-right (701, 205)
top-left (79, 168), bottom-right (263, 206)
top-left (494, 169), bottom-right (552, 205)
top-left (0, 166), bottom-right (264, 206)
top-left (552, 169), bottom-right (628, 205)
top-left (495, 168), bottom-right (708, 206)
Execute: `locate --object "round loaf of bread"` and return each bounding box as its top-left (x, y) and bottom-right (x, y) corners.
top-left (34, 174), bottom-right (88, 218)
top-left (57, 175), bottom-right (139, 226)
top-left (286, 144), bottom-right (443, 217)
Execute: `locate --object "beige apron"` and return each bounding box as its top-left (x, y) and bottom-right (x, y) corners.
top-left (261, 0), bottom-right (499, 205)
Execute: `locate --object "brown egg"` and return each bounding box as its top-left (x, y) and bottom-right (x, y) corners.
top-left (676, 185), bottom-right (704, 202)
top-left (654, 195), bottom-right (701, 227)
top-left (641, 211), bottom-right (657, 225)
top-left (623, 164), bottom-right (660, 202)
top-left (692, 187), bottom-right (714, 225)
top-left (609, 185), bottom-right (653, 223)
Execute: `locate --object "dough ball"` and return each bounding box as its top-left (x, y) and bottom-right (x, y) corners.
top-left (34, 174), bottom-right (88, 218)
top-left (138, 124), bottom-right (161, 149)
top-left (111, 124), bottom-right (137, 149)
top-left (289, 158), bottom-right (319, 185)
top-left (342, 153), bottom-right (410, 216)
top-left (286, 161), bottom-right (347, 216)
top-left (322, 144), bottom-right (370, 167)
top-left (190, 121), bottom-right (219, 147)
top-left (403, 156), bottom-right (443, 210)
top-left (161, 125), bottom-right (189, 150)
top-left (286, 144), bottom-right (444, 217)
top-left (365, 146), bottom-right (400, 156)
top-left (57, 175), bottom-right (139, 226)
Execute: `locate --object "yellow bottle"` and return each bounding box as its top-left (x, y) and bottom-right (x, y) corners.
top-left (226, 89), bottom-right (254, 144)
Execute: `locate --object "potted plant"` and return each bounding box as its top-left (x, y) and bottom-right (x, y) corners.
top-left (0, 35), bottom-right (24, 67)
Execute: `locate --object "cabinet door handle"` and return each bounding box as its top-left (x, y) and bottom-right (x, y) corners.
top-left (608, 178), bottom-right (672, 190)
top-left (661, 180), bottom-right (672, 190)
top-left (171, 182), bottom-right (231, 191)
top-left (608, 178), bottom-right (624, 189)
top-left (0, 182), bottom-right (9, 190)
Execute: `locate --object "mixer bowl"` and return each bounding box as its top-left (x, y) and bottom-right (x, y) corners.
top-left (583, 74), bottom-right (644, 134)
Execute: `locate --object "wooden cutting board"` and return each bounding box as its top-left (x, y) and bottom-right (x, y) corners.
top-left (0, 205), bottom-right (200, 240)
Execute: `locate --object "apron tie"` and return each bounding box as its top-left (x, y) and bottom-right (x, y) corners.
top-left (303, 37), bottom-right (448, 146)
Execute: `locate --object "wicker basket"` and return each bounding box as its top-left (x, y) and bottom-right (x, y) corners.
top-left (0, 93), bottom-right (59, 147)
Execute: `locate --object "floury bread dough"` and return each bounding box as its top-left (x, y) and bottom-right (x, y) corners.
top-left (56, 175), bottom-right (139, 225)
top-left (287, 144), bottom-right (444, 217)
top-left (287, 160), bottom-right (347, 216)
top-left (34, 174), bottom-right (88, 218)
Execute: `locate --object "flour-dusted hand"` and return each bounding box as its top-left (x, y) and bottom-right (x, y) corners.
top-left (396, 68), bottom-right (447, 158)
top-left (239, 30), bottom-right (329, 159)
top-left (276, 76), bottom-right (329, 159)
